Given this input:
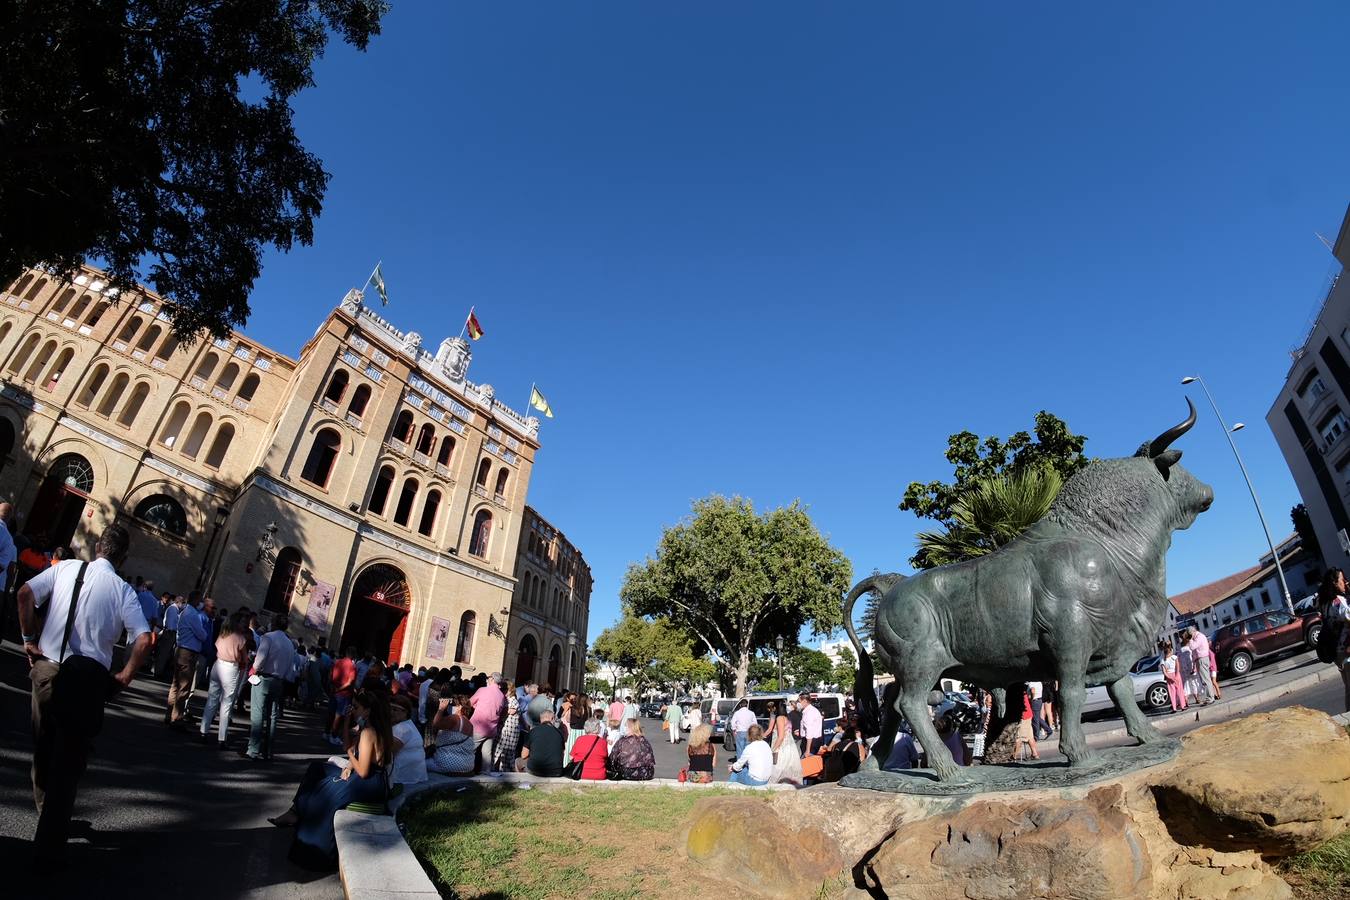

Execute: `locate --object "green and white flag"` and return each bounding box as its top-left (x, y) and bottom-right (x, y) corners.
top-left (369, 263), bottom-right (389, 306)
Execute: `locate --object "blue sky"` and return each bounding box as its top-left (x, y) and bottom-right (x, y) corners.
top-left (237, 4), bottom-right (1350, 645)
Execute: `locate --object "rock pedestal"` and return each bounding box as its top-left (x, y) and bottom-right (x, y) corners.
top-left (684, 707), bottom-right (1350, 899)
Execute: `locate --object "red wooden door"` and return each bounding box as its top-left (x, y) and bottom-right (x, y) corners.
top-left (387, 614), bottom-right (408, 665)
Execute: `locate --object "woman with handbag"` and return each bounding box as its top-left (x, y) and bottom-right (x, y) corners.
top-left (767, 700), bottom-right (802, 785)
top-left (567, 718), bottom-right (608, 780)
top-left (686, 724), bottom-right (717, 783)
top-left (426, 694), bottom-right (476, 775)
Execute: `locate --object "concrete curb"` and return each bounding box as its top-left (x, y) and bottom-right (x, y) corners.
top-left (1079, 664), bottom-right (1341, 747)
top-left (335, 772), bottom-right (795, 899)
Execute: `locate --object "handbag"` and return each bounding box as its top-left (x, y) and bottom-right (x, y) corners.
top-left (50, 563), bottom-right (119, 737)
top-left (799, 752), bottom-right (823, 779)
top-left (565, 734), bottom-right (601, 780)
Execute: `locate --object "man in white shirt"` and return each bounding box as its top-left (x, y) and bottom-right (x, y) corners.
top-left (730, 700), bottom-right (757, 756)
top-left (245, 614), bottom-right (298, 760)
top-left (728, 724), bottom-right (773, 786)
top-left (798, 693), bottom-right (824, 756)
top-left (18, 523), bottom-right (151, 860)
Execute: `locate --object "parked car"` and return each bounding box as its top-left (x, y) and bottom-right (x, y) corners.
top-left (1082, 657), bottom-right (1171, 714)
top-left (699, 697), bottom-right (738, 735)
top-left (1214, 608), bottom-right (1321, 676)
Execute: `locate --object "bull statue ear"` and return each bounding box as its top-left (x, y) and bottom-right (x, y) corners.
top-left (1154, 448), bottom-right (1182, 479)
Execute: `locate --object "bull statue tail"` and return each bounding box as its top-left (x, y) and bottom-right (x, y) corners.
top-left (843, 572), bottom-right (905, 737)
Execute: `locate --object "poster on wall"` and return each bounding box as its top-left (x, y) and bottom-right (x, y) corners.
top-left (305, 581), bottom-right (336, 632)
top-left (427, 616), bottom-right (450, 660)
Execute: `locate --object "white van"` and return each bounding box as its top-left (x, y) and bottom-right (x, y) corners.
top-left (697, 697), bottom-right (738, 734)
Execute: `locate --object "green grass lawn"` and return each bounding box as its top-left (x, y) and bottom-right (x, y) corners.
top-left (400, 784), bottom-right (764, 899)
top-left (1281, 831), bottom-right (1350, 900)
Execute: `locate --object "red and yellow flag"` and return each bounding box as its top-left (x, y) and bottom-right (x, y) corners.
top-left (465, 309), bottom-right (484, 340)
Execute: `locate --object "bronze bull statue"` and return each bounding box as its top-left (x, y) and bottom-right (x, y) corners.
top-left (844, 401), bottom-right (1212, 781)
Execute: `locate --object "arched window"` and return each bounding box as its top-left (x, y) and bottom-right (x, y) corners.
top-left (300, 428), bottom-right (340, 487)
top-left (10, 274), bottom-right (32, 296)
top-left (238, 373), bottom-right (260, 401)
top-left (68, 293), bottom-right (92, 321)
top-left (48, 453), bottom-right (94, 492)
top-left (134, 494), bottom-right (188, 536)
top-left (204, 422), bottom-right (234, 468)
top-left (181, 411), bottom-right (213, 458)
top-left (159, 400), bottom-right (190, 447)
top-left (0, 321), bottom-right (11, 348)
top-left (393, 478), bottom-right (419, 526)
top-left (347, 384), bottom-right (370, 419)
top-left (476, 458), bottom-right (491, 487)
top-left (117, 382), bottom-right (150, 426)
top-left (135, 324), bottom-right (161, 352)
top-left (265, 547), bottom-right (303, 615)
top-left (24, 277), bottom-right (47, 300)
top-left (23, 339), bottom-right (57, 383)
top-left (393, 410), bottom-right (414, 443)
top-left (369, 465), bottom-right (395, 515)
top-left (43, 348), bottom-right (75, 391)
top-left (84, 300), bottom-right (109, 328)
top-left (97, 372), bottom-right (130, 417)
top-left (454, 612), bottom-right (476, 665)
top-left (323, 369), bottom-right (349, 403)
top-left (116, 316), bottom-right (143, 344)
top-left (469, 509), bottom-right (492, 557)
top-left (74, 364), bottom-right (108, 408)
top-left (52, 288), bottom-right (75, 315)
top-left (415, 423), bottom-right (435, 456)
top-left (154, 333), bottom-right (179, 360)
top-left (418, 489), bottom-right (441, 536)
top-left (193, 352), bottom-right (219, 381)
top-left (437, 435), bottom-right (455, 467)
top-left (494, 468), bottom-right (509, 498)
top-left (7, 333), bottom-right (39, 373)
top-left (215, 362), bottom-right (240, 391)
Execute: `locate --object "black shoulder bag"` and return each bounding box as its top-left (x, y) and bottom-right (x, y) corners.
top-left (52, 563), bottom-right (119, 739)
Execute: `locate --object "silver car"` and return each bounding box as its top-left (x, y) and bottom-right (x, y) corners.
top-left (1082, 656), bottom-right (1171, 714)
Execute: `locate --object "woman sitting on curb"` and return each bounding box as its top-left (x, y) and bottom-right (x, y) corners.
top-left (607, 718), bottom-right (656, 780)
top-left (427, 694), bottom-right (476, 776)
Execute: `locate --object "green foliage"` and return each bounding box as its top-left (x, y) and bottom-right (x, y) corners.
top-left (784, 646), bottom-right (834, 690)
top-left (1278, 828), bottom-right (1350, 896)
top-left (583, 676), bottom-right (611, 697)
top-left (901, 412), bottom-right (1088, 569)
top-left (914, 465), bottom-right (1063, 568)
top-left (0, 1), bottom-right (389, 339)
top-left (621, 495), bottom-right (852, 696)
top-left (831, 644), bottom-right (857, 692)
top-left (591, 613), bottom-right (695, 696)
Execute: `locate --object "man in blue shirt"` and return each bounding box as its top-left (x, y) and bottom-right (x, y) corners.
top-left (166, 595), bottom-right (209, 728)
top-left (154, 593), bottom-right (182, 681)
top-left (133, 577), bottom-right (160, 672)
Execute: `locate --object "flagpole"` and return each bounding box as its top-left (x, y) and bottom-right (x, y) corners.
top-left (360, 260), bottom-right (382, 293)
top-left (459, 305), bottom-right (473, 341)
top-left (528, 382), bottom-right (536, 413)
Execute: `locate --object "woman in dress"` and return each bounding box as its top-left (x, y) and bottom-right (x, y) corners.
top-left (388, 694), bottom-right (427, 787)
top-left (607, 718), bottom-right (656, 781)
top-left (1159, 640), bottom-right (1186, 712)
top-left (767, 700), bottom-right (802, 784)
top-left (566, 691), bottom-right (590, 759)
top-left (426, 694), bottom-right (476, 775)
top-left (686, 723), bottom-right (717, 783)
top-left (568, 717), bottom-right (609, 780)
top-left (494, 681), bottom-right (521, 772)
top-left (269, 690), bottom-right (394, 870)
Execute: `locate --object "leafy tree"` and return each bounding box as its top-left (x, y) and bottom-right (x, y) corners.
top-left (746, 655), bottom-right (777, 690)
top-left (914, 465), bottom-right (1063, 568)
top-left (0, 1), bottom-right (389, 339)
top-left (783, 646), bottom-right (834, 690)
top-left (901, 411), bottom-right (1088, 569)
top-left (621, 495), bottom-right (852, 697)
top-left (583, 676), bottom-right (611, 698)
top-left (590, 613), bottom-right (691, 697)
top-left (831, 645), bottom-right (857, 692)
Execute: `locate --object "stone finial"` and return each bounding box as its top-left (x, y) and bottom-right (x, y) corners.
top-left (340, 289), bottom-right (364, 314)
top-left (478, 383), bottom-right (495, 405)
top-left (437, 336), bottom-right (471, 382)
top-left (526, 416), bottom-right (541, 437)
top-left (401, 331), bottom-right (423, 356)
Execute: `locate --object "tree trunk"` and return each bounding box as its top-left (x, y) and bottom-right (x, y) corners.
top-left (982, 682), bottom-right (1026, 765)
top-left (734, 654), bottom-right (750, 697)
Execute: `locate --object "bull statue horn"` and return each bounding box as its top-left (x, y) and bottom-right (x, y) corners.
top-left (1148, 397), bottom-right (1197, 458)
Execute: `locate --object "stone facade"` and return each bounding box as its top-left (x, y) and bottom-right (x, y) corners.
top-left (0, 265), bottom-right (552, 676)
top-left (501, 506), bottom-right (592, 693)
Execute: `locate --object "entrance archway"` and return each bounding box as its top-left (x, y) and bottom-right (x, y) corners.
top-left (547, 643), bottom-right (561, 691)
top-left (514, 634), bottom-right (538, 684)
top-left (26, 453), bottom-right (94, 549)
top-left (339, 563), bottom-right (411, 664)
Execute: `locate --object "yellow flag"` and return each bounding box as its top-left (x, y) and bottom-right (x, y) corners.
top-left (529, 386), bottom-right (554, 418)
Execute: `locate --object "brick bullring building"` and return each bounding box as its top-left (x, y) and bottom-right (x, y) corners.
top-left (0, 265), bottom-right (590, 683)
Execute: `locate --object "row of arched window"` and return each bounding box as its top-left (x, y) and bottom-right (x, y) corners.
top-left (191, 351), bottom-right (261, 402)
top-left (322, 368), bottom-right (372, 422)
top-left (159, 400), bottom-right (236, 469)
top-left (5, 330), bottom-right (76, 392)
top-left (392, 409), bottom-right (457, 469)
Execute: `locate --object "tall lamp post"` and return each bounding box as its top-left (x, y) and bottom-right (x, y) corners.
top-left (1182, 376), bottom-right (1294, 613)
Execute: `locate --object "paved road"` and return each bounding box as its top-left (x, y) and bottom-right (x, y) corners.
top-left (0, 641), bottom-right (343, 900)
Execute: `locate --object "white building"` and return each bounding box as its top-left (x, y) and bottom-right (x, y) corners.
top-left (1165, 534), bottom-right (1321, 640)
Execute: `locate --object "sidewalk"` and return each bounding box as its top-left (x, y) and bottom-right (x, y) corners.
top-left (0, 641), bottom-right (343, 900)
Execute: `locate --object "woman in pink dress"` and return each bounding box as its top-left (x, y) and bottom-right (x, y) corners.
top-left (1158, 640), bottom-right (1186, 712)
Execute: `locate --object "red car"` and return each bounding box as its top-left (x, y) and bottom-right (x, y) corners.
top-left (1212, 607), bottom-right (1322, 676)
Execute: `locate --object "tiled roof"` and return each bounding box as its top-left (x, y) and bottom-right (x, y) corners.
top-left (1168, 564), bottom-right (1264, 616)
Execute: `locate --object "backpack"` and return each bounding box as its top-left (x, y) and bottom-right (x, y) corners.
top-left (1317, 609), bottom-right (1344, 665)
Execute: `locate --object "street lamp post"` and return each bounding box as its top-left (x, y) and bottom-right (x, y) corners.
top-left (1182, 376), bottom-right (1294, 613)
top-left (775, 635), bottom-right (784, 691)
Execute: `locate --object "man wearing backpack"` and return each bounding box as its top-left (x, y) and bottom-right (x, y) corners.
top-left (16, 523), bottom-right (152, 861)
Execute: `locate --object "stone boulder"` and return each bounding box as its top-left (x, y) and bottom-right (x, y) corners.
top-left (683, 706), bottom-right (1350, 900)
top-left (1151, 706), bottom-right (1350, 858)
